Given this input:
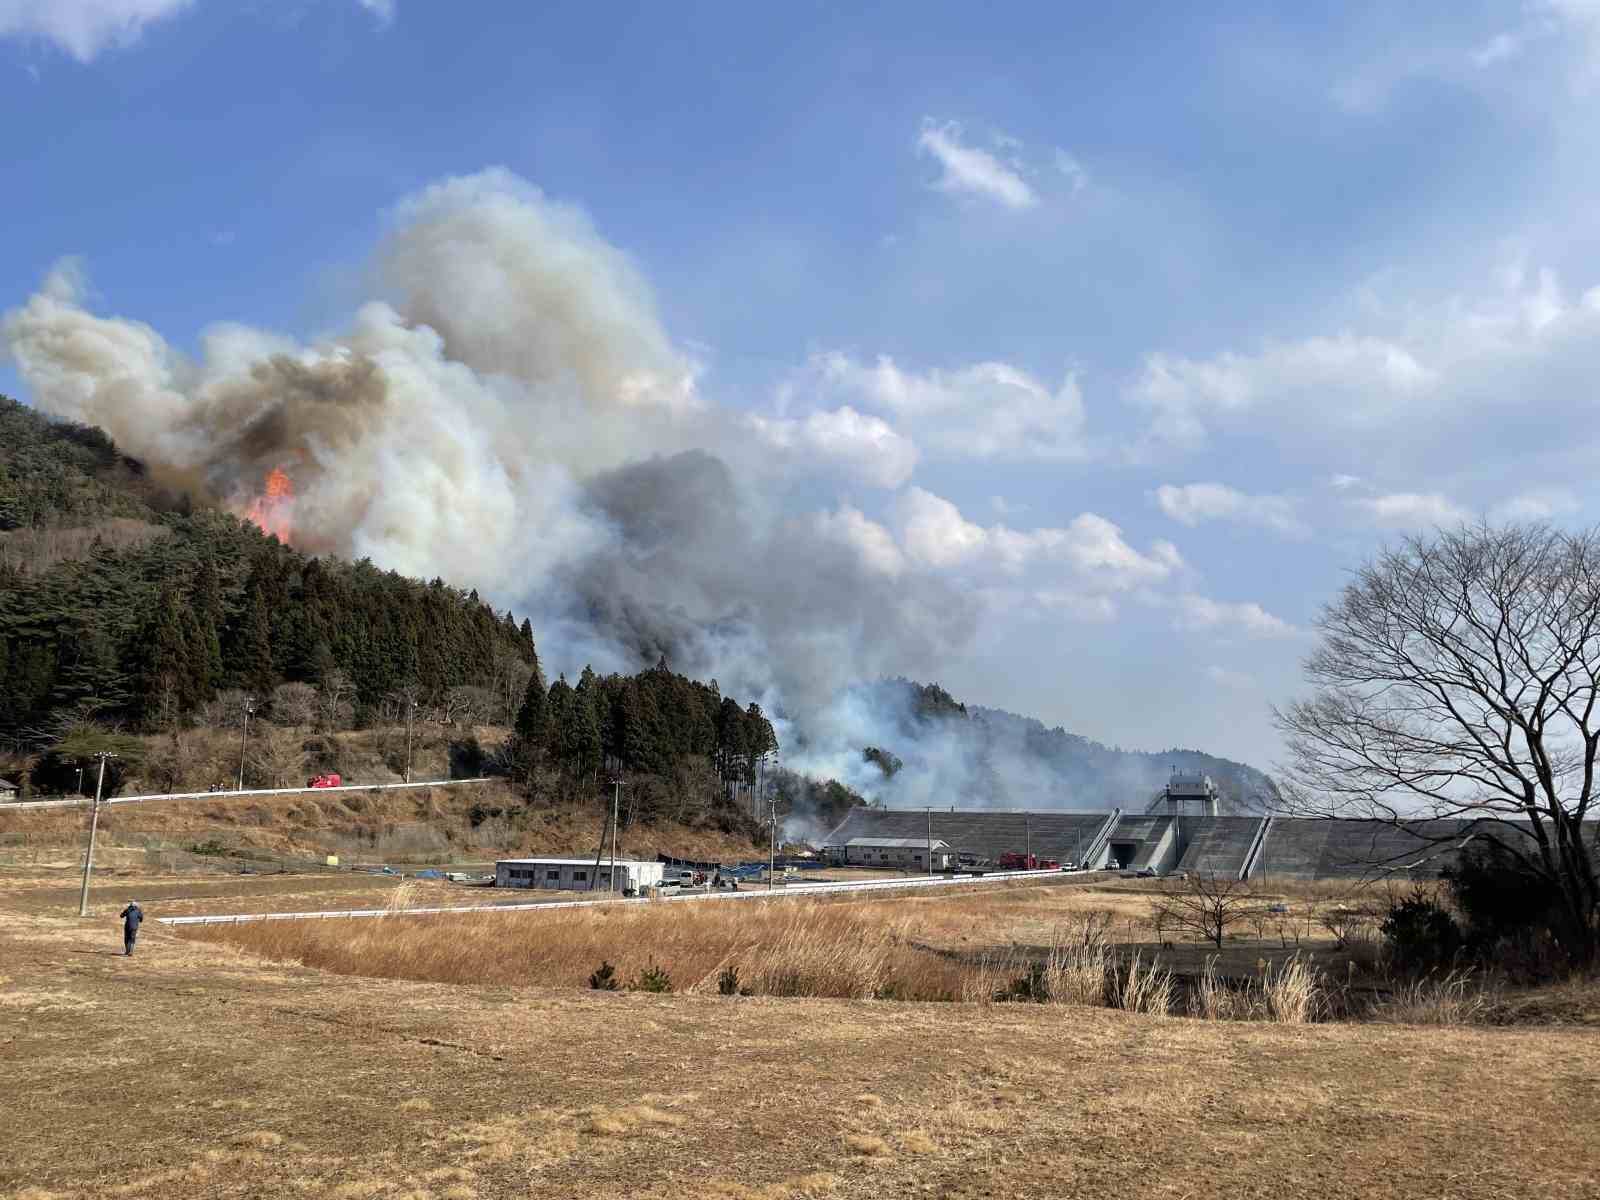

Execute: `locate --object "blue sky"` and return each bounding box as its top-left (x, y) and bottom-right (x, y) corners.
top-left (6, 1), bottom-right (1600, 771)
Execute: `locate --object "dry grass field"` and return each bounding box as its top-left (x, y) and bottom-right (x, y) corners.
top-left (4, 866), bottom-right (1600, 1199)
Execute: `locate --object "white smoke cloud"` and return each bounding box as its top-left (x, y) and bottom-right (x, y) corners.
top-left (1, 166), bottom-right (976, 718)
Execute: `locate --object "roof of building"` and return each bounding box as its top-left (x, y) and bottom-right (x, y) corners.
top-left (826, 809), bottom-right (1113, 862)
top-left (497, 857), bottom-right (657, 867)
top-left (0, 778), bottom-right (16, 792)
top-left (841, 837), bottom-right (951, 849)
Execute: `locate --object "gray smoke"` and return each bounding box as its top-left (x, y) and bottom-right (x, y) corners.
top-left (1, 167), bottom-right (977, 736)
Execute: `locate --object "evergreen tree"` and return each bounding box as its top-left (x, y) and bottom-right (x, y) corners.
top-left (136, 594), bottom-right (192, 726)
top-left (545, 674), bottom-right (575, 764)
top-left (227, 588), bottom-right (275, 699)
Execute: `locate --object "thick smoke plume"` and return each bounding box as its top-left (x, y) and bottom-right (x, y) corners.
top-left (2, 168), bottom-right (975, 730)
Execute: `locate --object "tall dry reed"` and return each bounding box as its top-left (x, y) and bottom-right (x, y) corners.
top-left (1372, 970), bottom-right (1499, 1025)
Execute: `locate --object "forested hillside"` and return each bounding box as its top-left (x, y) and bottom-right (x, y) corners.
top-left (0, 396), bottom-right (538, 739)
top-left (0, 397), bottom-right (781, 835)
top-left (2, 397), bottom-right (1276, 833)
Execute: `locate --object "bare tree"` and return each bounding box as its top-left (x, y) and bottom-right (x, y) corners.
top-left (442, 685), bottom-right (494, 727)
top-left (199, 689), bottom-right (253, 730)
top-left (317, 671), bottom-right (357, 733)
top-left (252, 726), bottom-right (306, 789)
top-left (270, 682), bottom-right (317, 731)
top-left (1277, 523), bottom-right (1600, 962)
top-left (1152, 872), bottom-right (1255, 949)
top-left (490, 652), bottom-right (533, 727)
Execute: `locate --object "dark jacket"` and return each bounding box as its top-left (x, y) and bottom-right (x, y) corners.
top-left (120, 904), bottom-right (143, 933)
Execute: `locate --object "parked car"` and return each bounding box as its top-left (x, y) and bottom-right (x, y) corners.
top-left (307, 773), bottom-right (342, 788)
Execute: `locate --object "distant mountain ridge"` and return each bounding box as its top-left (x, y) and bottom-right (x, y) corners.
top-left (967, 704), bottom-right (1281, 814)
top-left (830, 679), bottom-right (1277, 815)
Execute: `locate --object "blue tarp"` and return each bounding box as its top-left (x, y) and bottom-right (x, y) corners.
top-left (413, 869), bottom-right (446, 879)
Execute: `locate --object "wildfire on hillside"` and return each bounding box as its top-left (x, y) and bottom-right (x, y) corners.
top-left (242, 465), bottom-right (295, 543)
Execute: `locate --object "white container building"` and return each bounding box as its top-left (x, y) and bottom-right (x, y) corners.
top-left (825, 836), bottom-right (957, 870)
top-left (495, 857), bottom-right (666, 894)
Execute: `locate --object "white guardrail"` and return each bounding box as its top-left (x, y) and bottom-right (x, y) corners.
top-left (0, 777), bottom-right (496, 813)
top-left (156, 868), bottom-right (1081, 927)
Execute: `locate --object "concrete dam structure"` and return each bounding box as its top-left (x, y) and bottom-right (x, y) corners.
top-left (823, 774), bottom-right (1583, 881)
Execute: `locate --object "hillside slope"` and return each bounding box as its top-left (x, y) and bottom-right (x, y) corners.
top-left (968, 704), bottom-right (1280, 812)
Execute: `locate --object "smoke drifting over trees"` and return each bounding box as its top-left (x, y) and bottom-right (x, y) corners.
top-left (3, 168), bottom-right (972, 726)
top-left (2, 167), bottom-right (1275, 812)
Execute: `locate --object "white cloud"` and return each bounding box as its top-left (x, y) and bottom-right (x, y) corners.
top-left (1205, 664), bottom-right (1255, 690)
top-left (1355, 491), bottom-right (1470, 527)
top-left (892, 488), bottom-right (1180, 590)
top-left (798, 352), bottom-right (1087, 462)
top-left (1054, 149), bottom-right (1089, 193)
top-left (916, 120), bottom-right (1038, 210)
top-left (807, 506), bottom-right (905, 578)
top-left (357, 0), bottom-right (396, 27)
top-left (1175, 594), bottom-right (1298, 639)
top-left (0, 1), bottom-right (395, 59)
top-left (1127, 261), bottom-right (1600, 467)
top-left (1330, 473), bottom-right (1362, 490)
top-left (746, 405), bottom-right (919, 488)
top-left (1491, 488), bottom-right (1581, 521)
top-left (1033, 590), bottom-right (1118, 622)
top-left (1151, 482), bottom-right (1305, 536)
top-left (0, 0), bottom-right (194, 61)
top-left (894, 488), bottom-right (990, 570)
top-left (1472, 32), bottom-right (1524, 68)
top-left (1130, 333), bottom-right (1433, 449)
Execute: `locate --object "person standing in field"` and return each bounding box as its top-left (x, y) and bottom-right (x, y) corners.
top-left (120, 901), bottom-right (143, 957)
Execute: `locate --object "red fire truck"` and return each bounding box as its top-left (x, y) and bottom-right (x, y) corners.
top-left (996, 852), bottom-right (1061, 870)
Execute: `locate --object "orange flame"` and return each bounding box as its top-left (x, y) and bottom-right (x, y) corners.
top-left (243, 466), bottom-right (295, 543)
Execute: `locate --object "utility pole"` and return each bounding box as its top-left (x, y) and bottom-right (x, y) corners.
top-left (404, 696), bottom-right (416, 783)
top-left (236, 696), bottom-right (255, 790)
top-left (77, 752), bottom-right (115, 917)
top-left (768, 789), bottom-right (777, 892)
top-left (609, 779), bottom-right (620, 894)
top-left (75, 762), bottom-right (84, 796)
top-left (1024, 811), bottom-right (1032, 862)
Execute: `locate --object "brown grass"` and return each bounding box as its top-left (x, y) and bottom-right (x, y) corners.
top-left (5, 878), bottom-right (1600, 1200)
top-left (174, 883), bottom-right (1461, 1027)
top-left (183, 894), bottom-right (978, 1000)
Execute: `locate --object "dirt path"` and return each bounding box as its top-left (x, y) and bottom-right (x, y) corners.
top-left (3, 899), bottom-right (1598, 1199)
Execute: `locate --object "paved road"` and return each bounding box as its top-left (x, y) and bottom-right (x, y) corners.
top-left (0, 777), bottom-right (496, 812)
top-left (157, 867), bottom-right (1092, 925)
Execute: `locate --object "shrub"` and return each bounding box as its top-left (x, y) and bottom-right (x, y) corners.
top-left (1381, 892), bottom-right (1462, 974)
top-left (717, 965), bottom-right (743, 996)
top-left (993, 963), bottom-right (1051, 1003)
top-left (1444, 841), bottom-right (1569, 962)
top-left (190, 837), bottom-right (228, 857)
top-left (632, 960), bottom-right (673, 993)
top-left (588, 960), bottom-right (619, 991)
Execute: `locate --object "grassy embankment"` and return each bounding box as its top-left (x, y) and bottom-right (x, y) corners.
top-left (182, 877), bottom-right (1551, 1024)
top-left (0, 723), bottom-right (763, 870)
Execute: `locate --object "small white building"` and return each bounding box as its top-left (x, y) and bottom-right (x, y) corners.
top-left (495, 857), bottom-right (666, 894)
top-left (825, 837), bottom-right (957, 870)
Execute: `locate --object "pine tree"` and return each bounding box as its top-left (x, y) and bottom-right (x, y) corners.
top-left (568, 673), bottom-right (603, 780)
top-left (227, 588), bottom-right (275, 699)
top-left (512, 659), bottom-right (549, 782)
top-left (545, 674), bottom-right (575, 764)
top-left (137, 596), bottom-right (193, 727)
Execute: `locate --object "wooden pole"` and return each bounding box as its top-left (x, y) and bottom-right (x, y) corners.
top-left (76, 753), bottom-right (111, 917)
top-left (609, 780), bottom-right (619, 894)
